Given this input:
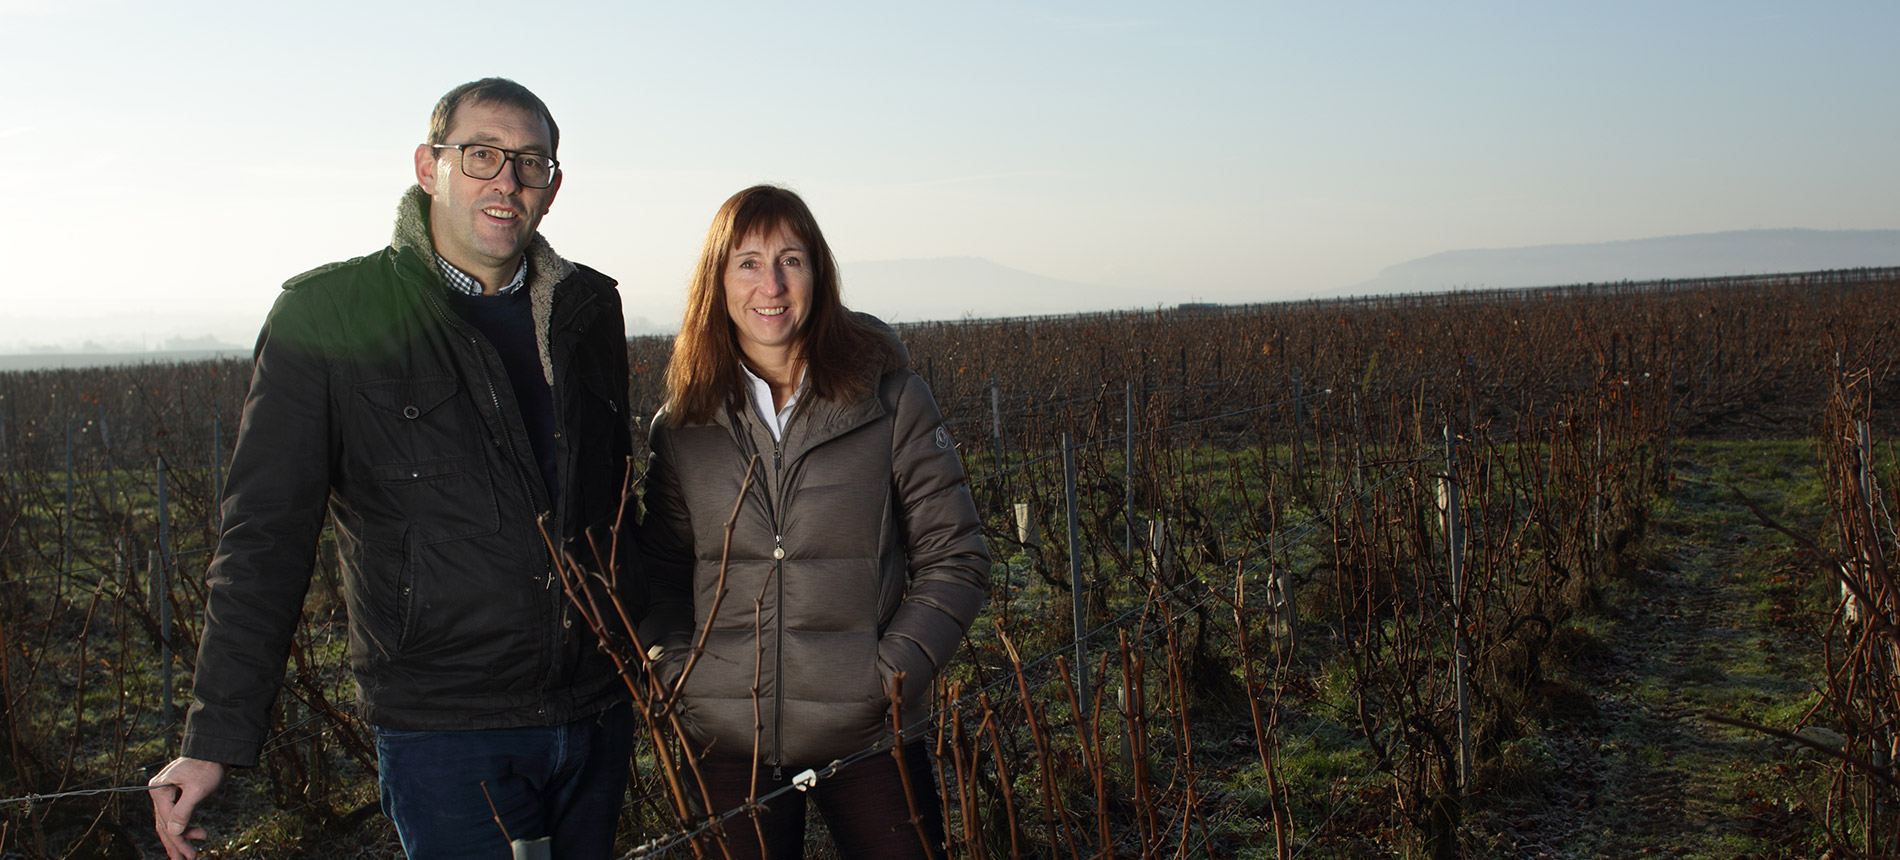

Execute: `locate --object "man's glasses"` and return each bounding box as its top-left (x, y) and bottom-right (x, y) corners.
top-left (430, 144), bottom-right (559, 189)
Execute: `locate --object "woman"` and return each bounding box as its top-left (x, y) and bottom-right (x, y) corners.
top-left (639, 185), bottom-right (990, 859)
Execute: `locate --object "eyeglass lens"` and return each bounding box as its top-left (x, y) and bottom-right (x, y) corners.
top-left (458, 145), bottom-right (555, 188)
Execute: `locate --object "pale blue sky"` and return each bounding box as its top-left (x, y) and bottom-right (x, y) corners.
top-left (4, 1), bottom-right (1894, 350)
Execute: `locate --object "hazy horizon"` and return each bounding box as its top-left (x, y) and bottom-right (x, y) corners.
top-left (6, 2), bottom-right (1895, 354)
top-left (8, 228), bottom-right (1896, 362)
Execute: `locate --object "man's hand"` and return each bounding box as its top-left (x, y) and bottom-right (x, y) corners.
top-left (149, 757), bottom-right (226, 860)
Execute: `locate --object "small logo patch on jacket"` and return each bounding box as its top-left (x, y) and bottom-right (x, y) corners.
top-left (935, 427), bottom-right (951, 449)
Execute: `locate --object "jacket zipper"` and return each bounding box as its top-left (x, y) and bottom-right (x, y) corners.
top-left (740, 395), bottom-right (883, 768)
top-left (420, 286), bottom-right (559, 696)
top-left (543, 291), bottom-right (603, 702)
top-left (772, 441), bottom-right (785, 769)
top-left (549, 291), bottom-right (598, 535)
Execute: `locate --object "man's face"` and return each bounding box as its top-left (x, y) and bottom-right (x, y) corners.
top-left (413, 100), bottom-right (560, 287)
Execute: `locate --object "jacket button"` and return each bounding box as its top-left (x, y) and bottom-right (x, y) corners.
top-left (402, 406), bottom-right (419, 419)
top-left (772, 548), bottom-right (785, 560)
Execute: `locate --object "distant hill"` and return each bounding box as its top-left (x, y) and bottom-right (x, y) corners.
top-left (1346, 229), bottom-right (1900, 295)
top-left (840, 257), bottom-right (1163, 323)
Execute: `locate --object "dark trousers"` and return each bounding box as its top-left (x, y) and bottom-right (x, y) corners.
top-left (375, 702), bottom-right (633, 860)
top-left (695, 743), bottom-right (945, 860)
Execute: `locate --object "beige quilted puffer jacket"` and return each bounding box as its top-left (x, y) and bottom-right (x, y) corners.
top-left (639, 329), bottom-right (990, 767)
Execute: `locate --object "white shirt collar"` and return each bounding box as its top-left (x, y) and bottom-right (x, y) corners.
top-left (739, 363), bottom-right (806, 441)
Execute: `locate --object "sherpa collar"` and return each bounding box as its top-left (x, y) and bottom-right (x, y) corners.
top-left (392, 184), bottom-right (577, 385)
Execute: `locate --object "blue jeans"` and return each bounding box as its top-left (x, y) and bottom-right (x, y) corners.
top-left (375, 702), bottom-right (633, 860)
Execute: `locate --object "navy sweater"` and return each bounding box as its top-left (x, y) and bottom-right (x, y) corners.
top-left (442, 288), bottom-right (559, 501)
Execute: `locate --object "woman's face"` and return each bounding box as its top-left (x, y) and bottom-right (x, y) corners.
top-left (724, 222), bottom-right (814, 364)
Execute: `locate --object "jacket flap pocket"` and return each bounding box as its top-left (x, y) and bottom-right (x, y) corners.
top-left (356, 377), bottom-right (459, 420)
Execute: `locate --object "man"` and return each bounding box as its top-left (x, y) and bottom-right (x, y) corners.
top-left (150, 78), bottom-right (639, 860)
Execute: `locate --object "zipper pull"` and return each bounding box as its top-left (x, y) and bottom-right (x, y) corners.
top-left (773, 535), bottom-right (785, 560)
top-left (773, 765), bottom-right (783, 782)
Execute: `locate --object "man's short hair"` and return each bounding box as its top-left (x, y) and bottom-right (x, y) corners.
top-left (427, 77), bottom-right (561, 157)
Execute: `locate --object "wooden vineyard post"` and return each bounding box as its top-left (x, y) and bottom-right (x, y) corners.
top-left (148, 550), bottom-right (174, 720)
top-left (1291, 369), bottom-right (1306, 495)
top-left (989, 376), bottom-right (1004, 464)
top-left (156, 455), bottom-right (175, 719)
top-left (213, 407), bottom-right (225, 529)
top-left (1351, 392), bottom-right (1365, 496)
top-left (1858, 419), bottom-right (1894, 850)
top-left (100, 406), bottom-right (114, 544)
top-left (991, 376), bottom-right (1011, 514)
top-left (1593, 426), bottom-right (1604, 558)
top-left (1125, 379), bottom-right (1135, 567)
top-left (1064, 432), bottom-right (1090, 729)
top-left (1444, 426), bottom-right (1472, 792)
top-left (63, 420), bottom-right (73, 603)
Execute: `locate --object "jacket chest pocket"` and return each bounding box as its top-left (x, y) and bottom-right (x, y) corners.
top-left (354, 377), bottom-right (477, 460)
top-left (353, 377), bottom-right (500, 542)
top-left (356, 376), bottom-right (462, 426)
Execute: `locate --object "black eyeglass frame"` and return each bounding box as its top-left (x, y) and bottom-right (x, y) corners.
top-left (429, 143), bottom-right (561, 189)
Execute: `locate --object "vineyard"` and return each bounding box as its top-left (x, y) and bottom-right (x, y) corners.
top-left (1, 268), bottom-right (1898, 858)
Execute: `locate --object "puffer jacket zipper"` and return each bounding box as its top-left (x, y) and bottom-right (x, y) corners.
top-left (771, 439), bottom-right (784, 776)
top-left (727, 406), bottom-right (785, 767)
top-left (734, 392), bottom-right (885, 768)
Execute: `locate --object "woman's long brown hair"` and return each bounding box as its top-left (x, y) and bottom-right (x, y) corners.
top-left (663, 185), bottom-right (900, 425)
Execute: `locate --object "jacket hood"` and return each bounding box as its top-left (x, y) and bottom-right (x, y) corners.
top-left (393, 184), bottom-right (579, 384)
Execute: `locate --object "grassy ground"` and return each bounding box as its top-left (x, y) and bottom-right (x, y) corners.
top-left (1464, 439), bottom-right (1839, 859)
top-left (19, 439), bottom-right (1850, 858)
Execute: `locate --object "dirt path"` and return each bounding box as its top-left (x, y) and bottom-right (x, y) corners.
top-left (1482, 442), bottom-right (1826, 859)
